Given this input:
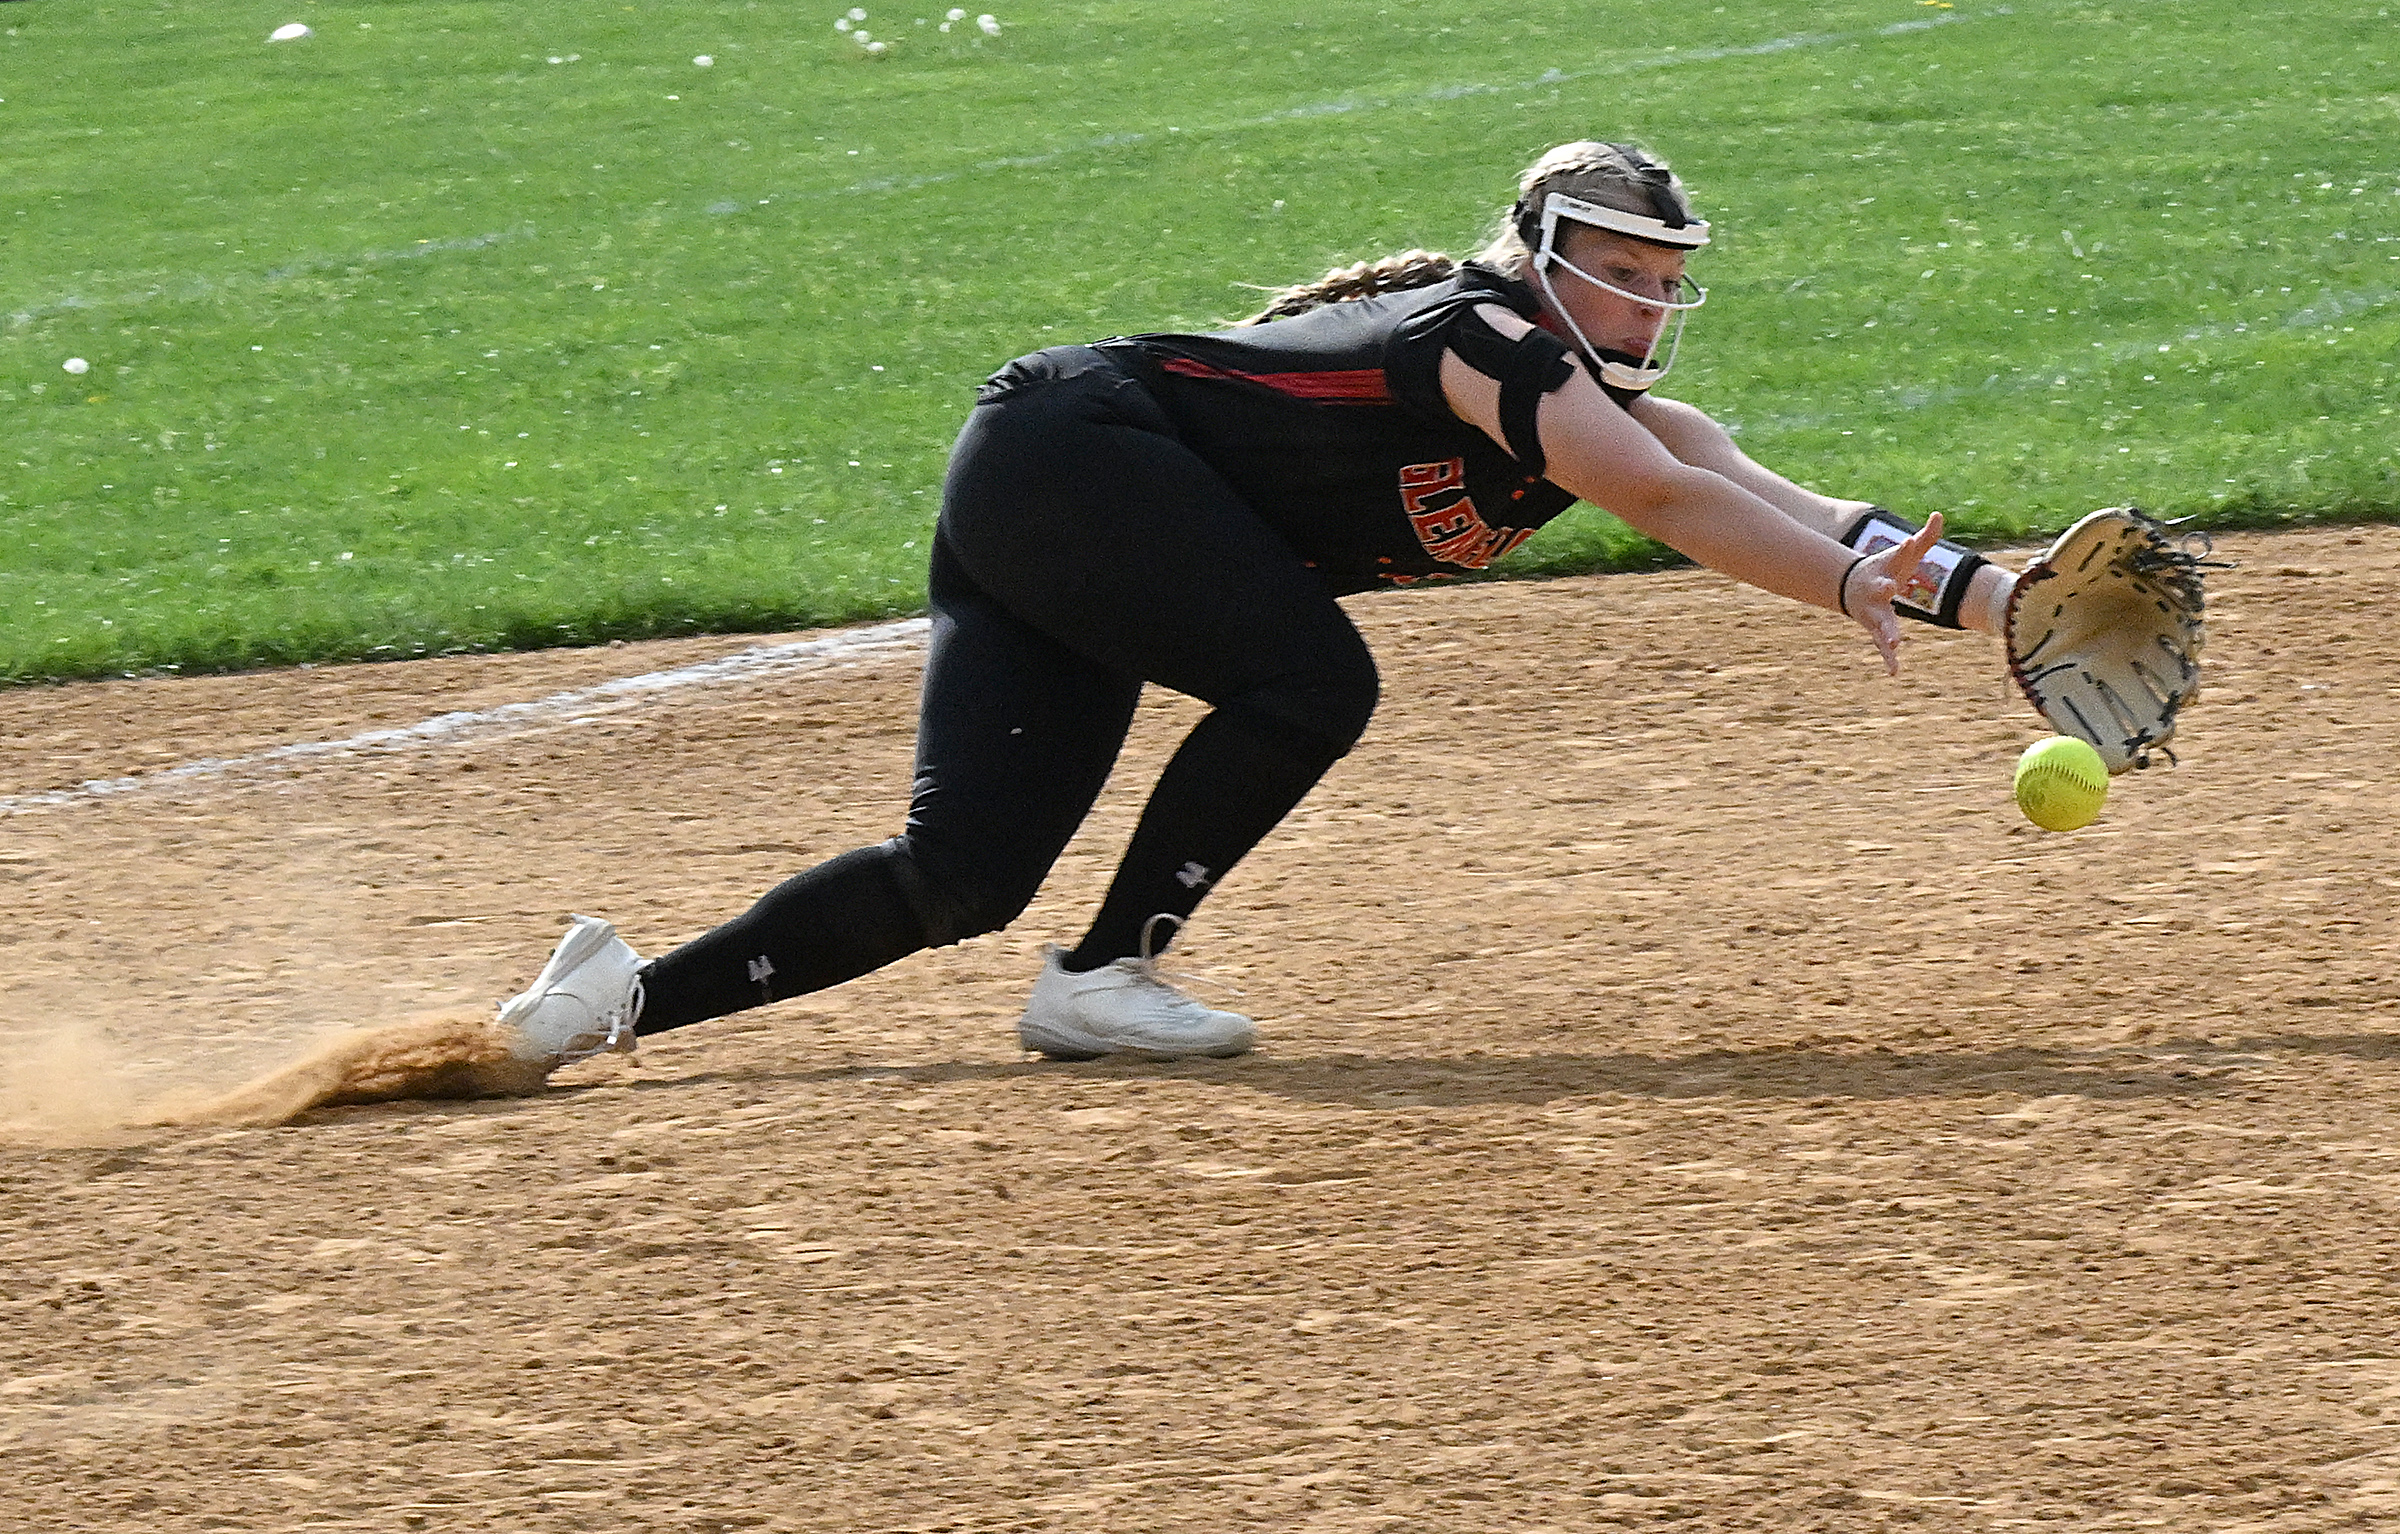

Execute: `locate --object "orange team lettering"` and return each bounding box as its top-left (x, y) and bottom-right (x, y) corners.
top-left (1396, 458), bottom-right (1536, 571)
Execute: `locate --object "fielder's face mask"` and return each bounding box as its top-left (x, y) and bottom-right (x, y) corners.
top-left (1518, 173), bottom-right (1710, 400)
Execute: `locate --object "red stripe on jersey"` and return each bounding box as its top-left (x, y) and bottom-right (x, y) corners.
top-left (1158, 355), bottom-right (1391, 404)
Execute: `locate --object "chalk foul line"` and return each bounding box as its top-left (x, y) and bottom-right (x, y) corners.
top-left (0, 618), bottom-right (931, 817)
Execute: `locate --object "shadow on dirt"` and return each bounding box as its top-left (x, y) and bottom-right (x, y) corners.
top-left (614, 1031), bottom-right (2400, 1110)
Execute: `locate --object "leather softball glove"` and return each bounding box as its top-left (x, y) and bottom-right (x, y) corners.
top-left (2004, 506), bottom-right (2213, 774)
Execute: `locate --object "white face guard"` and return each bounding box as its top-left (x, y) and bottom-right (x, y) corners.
top-left (1529, 192), bottom-right (1710, 396)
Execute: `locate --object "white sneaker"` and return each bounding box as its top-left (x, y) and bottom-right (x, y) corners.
top-left (1017, 920), bottom-right (1256, 1061)
top-left (497, 915), bottom-right (647, 1066)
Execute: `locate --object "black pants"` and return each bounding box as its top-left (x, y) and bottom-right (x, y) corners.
top-left (637, 347), bottom-right (1379, 1033)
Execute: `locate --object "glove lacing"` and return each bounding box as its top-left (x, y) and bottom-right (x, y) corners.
top-left (2127, 521), bottom-right (2231, 604)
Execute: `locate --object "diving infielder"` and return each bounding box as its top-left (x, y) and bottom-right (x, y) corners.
top-left (495, 139), bottom-right (2196, 1071)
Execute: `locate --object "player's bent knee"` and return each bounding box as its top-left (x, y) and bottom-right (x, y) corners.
top-left (1220, 668), bottom-right (1379, 770)
top-left (1234, 643), bottom-right (1380, 766)
top-left (876, 835), bottom-right (1038, 947)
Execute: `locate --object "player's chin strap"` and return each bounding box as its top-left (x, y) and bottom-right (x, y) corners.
top-left (1838, 507), bottom-right (1989, 629)
top-left (1520, 188), bottom-right (1710, 403)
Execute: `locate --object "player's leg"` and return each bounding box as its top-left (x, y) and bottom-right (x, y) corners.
top-left (939, 349), bottom-right (1379, 1045)
top-left (500, 347), bottom-right (1371, 1064)
top-left (497, 538), bottom-right (1142, 1064)
top-left (629, 540), bottom-right (1142, 1030)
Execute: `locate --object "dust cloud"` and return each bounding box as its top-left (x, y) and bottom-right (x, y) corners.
top-left (0, 1022), bottom-right (142, 1146)
top-left (161, 1012), bottom-right (553, 1128)
top-left (0, 1012), bottom-right (551, 1140)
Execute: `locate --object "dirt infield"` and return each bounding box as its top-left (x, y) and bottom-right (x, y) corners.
top-left (6, 525), bottom-right (2400, 1531)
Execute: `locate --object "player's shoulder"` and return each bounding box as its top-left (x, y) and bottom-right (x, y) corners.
top-left (1244, 261), bottom-right (1538, 341)
top-left (1387, 262), bottom-right (1541, 338)
top-left (1463, 300), bottom-right (1536, 339)
top-left (1446, 260), bottom-right (1544, 314)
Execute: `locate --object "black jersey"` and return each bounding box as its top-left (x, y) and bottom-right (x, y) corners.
top-left (1090, 262), bottom-right (1581, 596)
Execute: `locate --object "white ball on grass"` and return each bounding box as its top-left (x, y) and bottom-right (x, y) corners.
top-left (693, 54), bottom-right (713, 66)
top-left (63, 357), bottom-right (90, 375)
top-left (269, 22), bottom-right (312, 41)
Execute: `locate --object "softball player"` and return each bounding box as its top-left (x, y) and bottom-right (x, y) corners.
top-left (498, 140), bottom-right (2018, 1067)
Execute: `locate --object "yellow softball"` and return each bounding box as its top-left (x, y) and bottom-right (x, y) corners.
top-left (2014, 736), bottom-right (2109, 832)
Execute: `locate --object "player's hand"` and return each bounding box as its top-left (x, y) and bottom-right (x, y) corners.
top-left (1843, 511), bottom-right (1944, 676)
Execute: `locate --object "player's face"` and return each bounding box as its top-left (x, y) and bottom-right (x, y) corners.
top-left (1549, 227), bottom-right (1691, 359)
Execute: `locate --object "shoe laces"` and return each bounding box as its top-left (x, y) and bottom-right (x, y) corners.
top-left (1122, 914), bottom-right (1243, 1005)
top-left (557, 972), bottom-right (645, 1066)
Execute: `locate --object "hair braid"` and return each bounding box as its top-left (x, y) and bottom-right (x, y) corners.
top-left (1233, 141), bottom-right (1698, 326)
top-left (1236, 249), bottom-right (1458, 325)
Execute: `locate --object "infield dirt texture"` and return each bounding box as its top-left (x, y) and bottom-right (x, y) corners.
top-left (8, 528), bottom-right (2400, 1529)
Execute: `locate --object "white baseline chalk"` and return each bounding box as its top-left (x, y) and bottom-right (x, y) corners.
top-left (0, 619), bottom-right (931, 817)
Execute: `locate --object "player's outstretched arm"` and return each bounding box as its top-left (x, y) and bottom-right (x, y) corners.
top-left (1627, 392), bottom-right (2019, 639)
top-left (1441, 335), bottom-right (1937, 674)
top-left (1624, 394), bottom-right (1866, 539)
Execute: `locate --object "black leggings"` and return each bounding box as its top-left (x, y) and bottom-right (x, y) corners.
top-left (637, 347), bottom-right (1379, 1033)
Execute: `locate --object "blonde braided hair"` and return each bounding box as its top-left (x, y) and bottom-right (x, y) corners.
top-left (1239, 249), bottom-right (1459, 325)
top-left (1236, 141), bottom-right (1697, 326)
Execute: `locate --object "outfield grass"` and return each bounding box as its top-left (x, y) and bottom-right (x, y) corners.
top-left (1, 0), bottom-right (2393, 680)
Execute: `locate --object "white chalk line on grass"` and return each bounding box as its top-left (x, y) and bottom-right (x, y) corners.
top-left (1730, 283), bottom-right (2400, 436)
top-left (0, 618), bottom-right (931, 818)
top-left (760, 12), bottom-right (1988, 210)
top-left (4, 226), bottom-right (539, 332)
top-left (5, 11), bottom-right (1993, 324)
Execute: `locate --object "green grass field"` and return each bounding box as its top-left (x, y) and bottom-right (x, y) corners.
top-left (1, 0), bottom-right (2393, 681)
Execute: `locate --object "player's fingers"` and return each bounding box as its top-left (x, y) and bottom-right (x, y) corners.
top-left (1899, 510), bottom-right (1945, 565)
top-left (1862, 516), bottom-right (1940, 671)
top-left (1853, 574), bottom-right (1904, 674)
top-left (1874, 615), bottom-right (1901, 675)
top-left (1879, 515), bottom-right (1943, 586)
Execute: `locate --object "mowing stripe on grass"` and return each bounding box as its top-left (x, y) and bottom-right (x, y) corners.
top-left (0, 618), bottom-right (931, 818)
top-left (1738, 283), bottom-right (2400, 435)
top-left (4, 226), bottom-right (540, 332)
top-left (2, 10), bottom-right (1992, 328)
top-left (775, 12), bottom-right (1989, 210)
